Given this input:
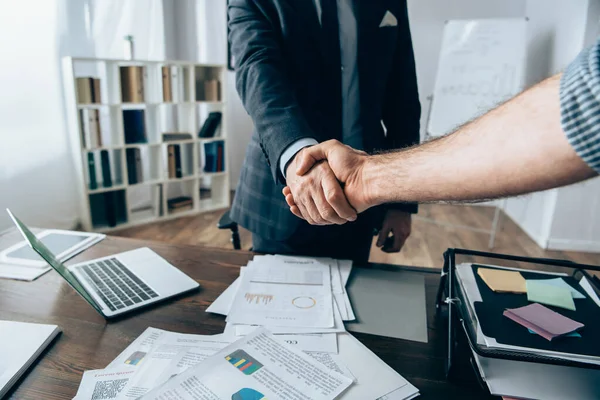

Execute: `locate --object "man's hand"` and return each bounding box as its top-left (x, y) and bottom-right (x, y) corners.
top-left (285, 147), bottom-right (357, 225)
top-left (283, 140), bottom-right (373, 223)
top-left (376, 210), bottom-right (412, 253)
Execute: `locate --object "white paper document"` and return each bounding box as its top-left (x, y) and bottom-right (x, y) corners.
top-left (227, 262), bottom-right (334, 329)
top-left (234, 298), bottom-right (346, 335)
top-left (107, 327), bottom-right (168, 369)
top-left (73, 367), bottom-right (136, 400)
top-left (335, 333), bottom-right (419, 400)
top-left (580, 276), bottom-right (600, 307)
top-left (119, 332), bottom-right (233, 399)
top-left (0, 263), bottom-right (51, 281)
top-left (141, 328), bottom-right (353, 400)
top-left (234, 325), bottom-right (338, 353)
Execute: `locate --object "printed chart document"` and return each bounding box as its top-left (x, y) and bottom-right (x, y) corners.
top-left (107, 327), bottom-right (168, 370)
top-left (119, 332), bottom-right (233, 399)
top-left (73, 367), bottom-right (135, 400)
top-left (141, 328), bottom-right (353, 400)
top-left (227, 262), bottom-right (334, 329)
top-left (234, 298), bottom-right (346, 335)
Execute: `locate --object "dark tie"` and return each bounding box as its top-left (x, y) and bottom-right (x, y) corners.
top-left (320, 0), bottom-right (342, 138)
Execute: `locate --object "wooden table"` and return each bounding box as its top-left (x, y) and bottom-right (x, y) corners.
top-left (0, 233), bottom-right (494, 399)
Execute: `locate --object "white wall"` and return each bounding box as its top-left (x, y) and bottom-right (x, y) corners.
top-left (407, 0), bottom-right (527, 139)
top-left (196, 0), bottom-right (253, 190)
top-left (542, 0), bottom-right (600, 253)
top-left (0, 0), bottom-right (79, 231)
top-left (548, 179), bottom-right (600, 252)
top-left (0, 0), bottom-right (168, 231)
top-left (501, 0), bottom-right (600, 251)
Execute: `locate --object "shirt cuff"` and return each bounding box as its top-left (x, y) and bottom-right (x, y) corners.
top-left (279, 138), bottom-right (319, 178)
top-left (560, 41), bottom-right (600, 173)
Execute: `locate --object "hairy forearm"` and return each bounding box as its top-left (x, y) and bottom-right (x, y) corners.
top-left (365, 74), bottom-right (597, 206)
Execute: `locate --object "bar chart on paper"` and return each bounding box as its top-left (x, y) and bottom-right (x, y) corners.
top-left (226, 349), bottom-right (264, 375)
top-left (244, 293), bottom-right (274, 305)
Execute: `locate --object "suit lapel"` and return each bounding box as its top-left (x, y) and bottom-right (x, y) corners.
top-left (356, 0), bottom-right (389, 147)
top-left (285, 0), bottom-right (328, 61)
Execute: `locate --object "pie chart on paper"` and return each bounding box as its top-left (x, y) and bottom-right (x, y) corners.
top-left (292, 296), bottom-right (317, 309)
top-left (231, 388), bottom-right (267, 400)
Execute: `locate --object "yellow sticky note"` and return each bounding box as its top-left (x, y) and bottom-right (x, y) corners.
top-left (477, 268), bottom-right (526, 293)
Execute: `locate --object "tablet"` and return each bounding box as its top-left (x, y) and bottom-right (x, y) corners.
top-left (0, 230), bottom-right (105, 268)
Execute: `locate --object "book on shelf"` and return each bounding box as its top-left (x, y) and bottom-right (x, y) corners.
top-left (123, 110), bottom-right (147, 144)
top-left (126, 148), bottom-right (143, 185)
top-left (198, 112), bottom-right (222, 138)
top-left (203, 141), bottom-right (225, 173)
top-left (79, 109), bottom-right (102, 148)
top-left (167, 144), bottom-right (183, 178)
top-left (217, 141), bottom-right (223, 172)
top-left (167, 145), bottom-right (176, 179)
top-left (162, 66), bottom-right (172, 102)
top-left (104, 191), bottom-right (117, 227)
top-left (120, 66), bottom-right (145, 103)
top-left (162, 133), bottom-right (192, 142)
top-left (87, 153), bottom-right (97, 190)
top-left (174, 145), bottom-right (183, 178)
top-left (156, 184), bottom-right (164, 217)
top-left (100, 150), bottom-right (112, 188)
top-left (203, 79), bottom-right (220, 101)
top-left (200, 187), bottom-right (211, 200)
top-left (92, 78), bottom-right (102, 103)
top-left (76, 77), bottom-right (102, 104)
top-left (90, 190), bottom-right (127, 228)
top-left (167, 196), bottom-right (193, 213)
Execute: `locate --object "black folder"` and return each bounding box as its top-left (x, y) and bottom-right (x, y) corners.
top-left (436, 248), bottom-right (600, 380)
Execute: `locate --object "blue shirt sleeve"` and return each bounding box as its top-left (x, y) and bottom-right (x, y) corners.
top-left (279, 138), bottom-right (319, 178)
top-left (560, 40), bottom-right (600, 173)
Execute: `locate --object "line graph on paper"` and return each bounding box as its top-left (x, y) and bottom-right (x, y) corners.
top-left (244, 293), bottom-right (274, 305)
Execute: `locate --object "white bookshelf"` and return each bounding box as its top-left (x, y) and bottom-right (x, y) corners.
top-left (63, 57), bottom-right (230, 232)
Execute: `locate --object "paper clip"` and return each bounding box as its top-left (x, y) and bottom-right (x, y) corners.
top-left (444, 297), bottom-right (460, 305)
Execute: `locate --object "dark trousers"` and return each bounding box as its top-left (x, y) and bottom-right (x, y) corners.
top-left (252, 217), bottom-right (374, 265)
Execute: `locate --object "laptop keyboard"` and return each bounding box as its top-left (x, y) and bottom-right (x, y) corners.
top-left (77, 258), bottom-right (159, 311)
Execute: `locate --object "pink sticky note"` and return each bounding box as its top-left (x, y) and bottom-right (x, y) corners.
top-left (503, 303), bottom-right (584, 341)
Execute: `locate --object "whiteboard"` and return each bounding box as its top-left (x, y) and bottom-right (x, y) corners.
top-left (428, 19), bottom-right (527, 137)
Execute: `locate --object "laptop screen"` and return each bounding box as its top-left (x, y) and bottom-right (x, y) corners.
top-left (7, 210), bottom-right (104, 314)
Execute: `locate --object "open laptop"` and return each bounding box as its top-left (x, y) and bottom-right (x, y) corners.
top-left (7, 209), bottom-right (199, 318)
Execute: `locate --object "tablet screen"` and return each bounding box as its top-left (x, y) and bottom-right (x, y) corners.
top-left (6, 233), bottom-right (90, 261)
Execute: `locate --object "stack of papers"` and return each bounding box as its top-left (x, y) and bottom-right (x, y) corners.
top-left (73, 254), bottom-right (420, 399)
top-left (207, 254), bottom-right (356, 353)
top-left (74, 327), bottom-right (418, 400)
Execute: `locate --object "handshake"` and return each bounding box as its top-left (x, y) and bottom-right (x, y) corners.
top-left (282, 140), bottom-right (374, 226)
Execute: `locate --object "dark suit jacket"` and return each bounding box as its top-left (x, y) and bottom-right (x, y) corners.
top-left (229, 0), bottom-right (421, 241)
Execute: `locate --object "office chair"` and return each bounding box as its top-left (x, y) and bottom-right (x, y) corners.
top-left (217, 209), bottom-right (241, 250)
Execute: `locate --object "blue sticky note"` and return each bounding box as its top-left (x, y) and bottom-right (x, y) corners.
top-left (531, 278), bottom-right (585, 299)
top-left (526, 280), bottom-right (576, 311)
top-left (528, 328), bottom-right (581, 338)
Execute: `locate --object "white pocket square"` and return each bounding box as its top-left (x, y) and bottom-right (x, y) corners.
top-left (379, 10), bottom-right (398, 28)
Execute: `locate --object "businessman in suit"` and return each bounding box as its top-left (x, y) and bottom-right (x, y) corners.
top-left (228, 0), bottom-right (421, 262)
